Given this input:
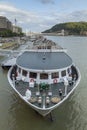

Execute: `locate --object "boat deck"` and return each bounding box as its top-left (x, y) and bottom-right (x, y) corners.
top-left (14, 77), bottom-right (75, 109)
top-left (10, 65), bottom-right (78, 109)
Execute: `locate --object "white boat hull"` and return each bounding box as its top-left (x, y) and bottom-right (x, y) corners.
top-left (8, 66), bottom-right (81, 117)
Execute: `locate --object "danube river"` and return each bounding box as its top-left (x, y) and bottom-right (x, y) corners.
top-left (0, 36), bottom-right (87, 130)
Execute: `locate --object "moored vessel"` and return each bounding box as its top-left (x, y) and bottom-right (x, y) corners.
top-left (7, 37), bottom-right (81, 116)
top-left (1, 57), bottom-right (16, 69)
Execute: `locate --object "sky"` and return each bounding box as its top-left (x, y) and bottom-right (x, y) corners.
top-left (0, 0), bottom-right (87, 33)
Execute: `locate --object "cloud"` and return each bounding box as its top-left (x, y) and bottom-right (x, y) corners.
top-left (0, 3), bottom-right (41, 31)
top-left (61, 10), bottom-right (87, 22)
top-left (0, 2), bottom-right (87, 32)
top-left (38, 0), bottom-right (55, 4)
top-left (48, 10), bottom-right (87, 23)
top-left (0, 3), bottom-right (56, 32)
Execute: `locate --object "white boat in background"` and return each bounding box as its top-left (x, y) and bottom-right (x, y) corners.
top-left (1, 57), bottom-right (16, 69)
top-left (7, 37), bottom-right (81, 116)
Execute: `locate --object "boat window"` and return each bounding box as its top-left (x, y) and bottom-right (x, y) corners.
top-left (19, 68), bottom-right (21, 73)
top-left (38, 46), bottom-right (41, 49)
top-left (40, 73), bottom-right (48, 79)
top-left (30, 72), bottom-right (37, 79)
top-left (67, 68), bottom-right (69, 73)
top-left (47, 46), bottom-right (51, 49)
top-left (51, 72), bottom-right (59, 79)
top-left (61, 70), bottom-right (66, 77)
top-left (22, 70), bottom-right (27, 76)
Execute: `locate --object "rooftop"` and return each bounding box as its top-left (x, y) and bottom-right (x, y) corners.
top-left (16, 51), bottom-right (72, 70)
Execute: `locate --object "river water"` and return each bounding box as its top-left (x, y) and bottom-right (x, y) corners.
top-left (0, 36), bottom-right (87, 130)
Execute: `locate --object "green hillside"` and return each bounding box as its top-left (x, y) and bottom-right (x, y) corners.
top-left (42, 22), bottom-right (87, 35)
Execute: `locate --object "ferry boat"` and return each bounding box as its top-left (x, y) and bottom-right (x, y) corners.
top-left (7, 37), bottom-right (81, 116)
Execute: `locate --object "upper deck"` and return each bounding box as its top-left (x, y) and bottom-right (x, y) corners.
top-left (16, 51), bottom-right (72, 71)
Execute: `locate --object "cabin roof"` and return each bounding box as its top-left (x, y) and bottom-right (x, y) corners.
top-left (16, 51), bottom-right (72, 70)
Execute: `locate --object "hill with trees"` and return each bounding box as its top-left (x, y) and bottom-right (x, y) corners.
top-left (42, 22), bottom-right (87, 35)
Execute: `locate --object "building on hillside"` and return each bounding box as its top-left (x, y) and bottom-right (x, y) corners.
top-left (0, 16), bottom-right (12, 31)
top-left (13, 25), bottom-right (22, 34)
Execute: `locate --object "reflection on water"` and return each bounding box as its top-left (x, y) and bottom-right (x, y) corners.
top-left (0, 36), bottom-right (87, 130)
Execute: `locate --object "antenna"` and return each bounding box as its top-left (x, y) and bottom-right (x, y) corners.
top-left (42, 52), bottom-right (46, 62)
top-left (42, 39), bottom-right (46, 61)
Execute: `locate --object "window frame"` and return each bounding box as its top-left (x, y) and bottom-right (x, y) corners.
top-left (40, 73), bottom-right (48, 79)
top-left (30, 72), bottom-right (37, 79)
top-left (51, 72), bottom-right (59, 79)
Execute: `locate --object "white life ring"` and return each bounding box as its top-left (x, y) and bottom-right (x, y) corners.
top-left (53, 79), bottom-right (58, 84)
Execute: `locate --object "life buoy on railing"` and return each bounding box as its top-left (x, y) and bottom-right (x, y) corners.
top-left (30, 78), bottom-right (34, 82)
top-left (53, 78), bottom-right (58, 84)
